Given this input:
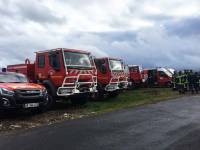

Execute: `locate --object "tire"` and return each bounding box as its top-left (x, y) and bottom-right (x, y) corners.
top-left (108, 91), bottom-right (119, 98)
top-left (45, 93), bottom-right (55, 110)
top-left (92, 83), bottom-right (105, 101)
top-left (43, 83), bottom-right (56, 110)
top-left (70, 94), bottom-right (88, 105)
top-left (130, 81), bottom-right (135, 89)
top-left (34, 94), bottom-right (55, 113)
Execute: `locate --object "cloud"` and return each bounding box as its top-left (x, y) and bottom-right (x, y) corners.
top-left (17, 1), bottom-right (66, 24)
top-left (0, 0), bottom-right (200, 70)
top-left (166, 17), bottom-right (200, 37)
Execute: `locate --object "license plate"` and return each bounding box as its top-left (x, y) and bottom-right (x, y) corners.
top-left (24, 103), bottom-right (39, 108)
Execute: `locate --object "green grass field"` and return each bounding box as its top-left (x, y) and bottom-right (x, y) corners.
top-left (85, 88), bottom-right (180, 114)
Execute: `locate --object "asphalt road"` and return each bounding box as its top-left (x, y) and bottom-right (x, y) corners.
top-left (1, 96), bottom-right (200, 150)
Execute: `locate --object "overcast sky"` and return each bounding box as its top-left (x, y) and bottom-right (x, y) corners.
top-left (0, 0), bottom-right (200, 69)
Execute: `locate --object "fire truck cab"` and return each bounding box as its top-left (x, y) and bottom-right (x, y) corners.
top-left (7, 48), bottom-right (97, 107)
top-left (127, 65), bottom-right (143, 88)
top-left (142, 68), bottom-right (172, 87)
top-left (94, 57), bottom-right (128, 98)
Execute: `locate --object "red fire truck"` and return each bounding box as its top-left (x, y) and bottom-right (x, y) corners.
top-left (127, 65), bottom-right (143, 88)
top-left (7, 48), bottom-right (97, 108)
top-left (94, 57), bottom-right (128, 98)
top-left (142, 68), bottom-right (173, 87)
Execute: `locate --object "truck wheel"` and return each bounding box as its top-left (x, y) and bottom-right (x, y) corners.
top-left (45, 94), bottom-right (55, 110)
top-left (90, 83), bottom-right (104, 101)
top-left (42, 80), bottom-right (57, 110)
top-left (108, 91), bottom-right (119, 98)
top-left (37, 94), bottom-right (55, 113)
top-left (93, 84), bottom-right (105, 101)
top-left (130, 81), bottom-right (135, 89)
top-left (30, 94), bottom-right (54, 114)
top-left (70, 94), bottom-right (88, 105)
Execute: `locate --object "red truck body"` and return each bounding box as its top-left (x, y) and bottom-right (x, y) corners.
top-left (7, 48), bottom-right (97, 105)
top-left (7, 62), bottom-right (35, 82)
top-left (142, 68), bottom-right (172, 87)
top-left (127, 65), bottom-right (143, 87)
top-left (94, 57), bottom-right (128, 97)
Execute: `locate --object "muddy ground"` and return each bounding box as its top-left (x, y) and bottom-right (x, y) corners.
top-left (0, 102), bottom-right (96, 135)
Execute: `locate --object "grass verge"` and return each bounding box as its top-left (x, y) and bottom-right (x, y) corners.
top-left (85, 88), bottom-right (181, 114)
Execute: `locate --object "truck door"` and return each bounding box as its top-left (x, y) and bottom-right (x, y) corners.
top-left (148, 69), bottom-right (157, 86)
top-left (36, 54), bottom-right (48, 80)
top-left (48, 51), bottom-right (63, 87)
top-left (95, 59), bottom-right (110, 85)
top-left (158, 71), bottom-right (169, 86)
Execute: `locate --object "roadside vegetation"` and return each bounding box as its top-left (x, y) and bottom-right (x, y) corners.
top-left (0, 88), bottom-right (180, 134)
top-left (86, 88), bottom-right (180, 114)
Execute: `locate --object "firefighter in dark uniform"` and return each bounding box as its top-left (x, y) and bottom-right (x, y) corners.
top-left (177, 71), bottom-right (186, 94)
top-left (183, 71), bottom-right (188, 93)
top-left (187, 70), bottom-right (193, 93)
top-left (198, 72), bottom-right (200, 91)
top-left (188, 71), bottom-right (199, 94)
top-left (184, 70), bottom-right (189, 91)
top-left (172, 71), bottom-right (177, 90)
top-left (193, 72), bottom-right (199, 94)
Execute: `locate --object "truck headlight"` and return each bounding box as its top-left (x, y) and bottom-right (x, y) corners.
top-left (40, 89), bottom-right (47, 96)
top-left (0, 88), bottom-right (14, 96)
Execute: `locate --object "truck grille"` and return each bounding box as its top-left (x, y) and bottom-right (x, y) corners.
top-left (14, 90), bottom-right (44, 105)
top-left (15, 89), bottom-right (41, 97)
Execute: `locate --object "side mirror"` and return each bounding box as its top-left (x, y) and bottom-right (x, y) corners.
top-left (100, 65), bottom-right (107, 74)
top-left (2, 68), bottom-right (6, 72)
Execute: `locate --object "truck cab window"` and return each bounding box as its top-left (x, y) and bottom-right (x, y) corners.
top-left (49, 53), bottom-right (60, 70)
top-left (131, 66), bottom-right (139, 73)
top-left (38, 55), bottom-right (45, 68)
top-left (95, 59), bottom-right (107, 74)
top-left (159, 71), bottom-right (167, 77)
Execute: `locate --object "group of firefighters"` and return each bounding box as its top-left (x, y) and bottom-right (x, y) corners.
top-left (172, 70), bottom-right (200, 94)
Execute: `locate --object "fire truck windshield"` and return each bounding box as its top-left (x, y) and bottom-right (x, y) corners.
top-left (109, 60), bottom-right (123, 71)
top-left (158, 68), bottom-right (173, 77)
top-left (0, 73), bottom-right (28, 83)
top-left (64, 52), bottom-right (92, 68)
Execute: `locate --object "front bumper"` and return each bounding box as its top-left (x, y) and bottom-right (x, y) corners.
top-left (105, 81), bottom-right (128, 92)
top-left (57, 86), bottom-right (97, 96)
top-left (0, 94), bottom-right (48, 109)
top-left (57, 74), bottom-right (97, 96)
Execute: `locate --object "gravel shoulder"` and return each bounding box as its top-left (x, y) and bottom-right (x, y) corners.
top-left (0, 88), bottom-right (180, 134)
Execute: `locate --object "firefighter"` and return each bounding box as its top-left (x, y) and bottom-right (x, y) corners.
top-left (182, 71), bottom-right (188, 93)
top-left (177, 71), bottom-right (185, 94)
top-left (183, 70), bottom-right (189, 91)
top-left (187, 70), bottom-right (194, 93)
top-left (198, 72), bottom-right (200, 89)
top-left (172, 71), bottom-right (177, 90)
top-left (193, 72), bottom-right (199, 94)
